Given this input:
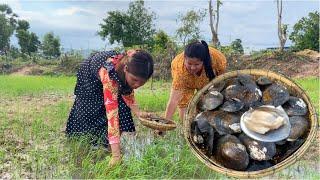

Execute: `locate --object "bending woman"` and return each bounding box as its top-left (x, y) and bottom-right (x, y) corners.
top-left (165, 40), bottom-right (227, 121)
top-left (66, 50), bottom-right (153, 166)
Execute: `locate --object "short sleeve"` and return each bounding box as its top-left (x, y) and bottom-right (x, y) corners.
top-left (209, 47), bottom-right (227, 76)
top-left (171, 53), bottom-right (187, 90)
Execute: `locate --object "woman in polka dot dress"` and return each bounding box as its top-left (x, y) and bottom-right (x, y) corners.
top-left (66, 49), bottom-right (154, 167)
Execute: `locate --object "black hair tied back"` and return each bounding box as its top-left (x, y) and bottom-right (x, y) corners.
top-left (200, 40), bottom-right (215, 80)
top-left (127, 50), bottom-right (154, 80)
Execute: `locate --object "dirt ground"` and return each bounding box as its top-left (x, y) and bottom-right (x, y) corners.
top-left (227, 49), bottom-right (319, 78)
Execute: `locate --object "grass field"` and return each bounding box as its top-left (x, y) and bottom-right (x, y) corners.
top-left (0, 75), bottom-right (319, 179)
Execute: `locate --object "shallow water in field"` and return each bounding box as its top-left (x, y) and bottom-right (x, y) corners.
top-left (120, 130), bottom-right (155, 161)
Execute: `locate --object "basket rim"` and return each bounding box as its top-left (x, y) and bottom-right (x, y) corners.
top-left (139, 116), bottom-right (177, 131)
top-left (183, 69), bottom-right (319, 178)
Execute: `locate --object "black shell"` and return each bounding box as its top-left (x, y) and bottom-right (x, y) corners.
top-left (224, 84), bottom-right (262, 108)
top-left (262, 83), bottom-right (290, 107)
top-left (239, 133), bottom-right (276, 161)
top-left (242, 84), bottom-right (262, 108)
top-left (223, 84), bottom-right (245, 100)
top-left (256, 76), bottom-right (273, 86)
top-left (225, 77), bottom-right (242, 87)
top-left (198, 91), bottom-right (224, 111)
top-left (287, 116), bottom-right (309, 141)
top-left (215, 135), bottom-right (249, 171)
top-left (275, 140), bottom-right (287, 145)
top-left (192, 112), bottom-right (215, 154)
top-left (220, 98), bottom-right (244, 112)
top-left (283, 96), bottom-right (308, 116)
top-left (206, 110), bottom-right (241, 135)
top-left (273, 139), bottom-right (305, 163)
top-left (208, 81), bottom-right (226, 92)
top-left (237, 74), bottom-right (257, 86)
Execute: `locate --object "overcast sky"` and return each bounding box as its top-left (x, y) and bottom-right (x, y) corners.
top-left (1, 0), bottom-right (319, 52)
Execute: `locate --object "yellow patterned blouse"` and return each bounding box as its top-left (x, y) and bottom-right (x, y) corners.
top-left (171, 47), bottom-right (227, 108)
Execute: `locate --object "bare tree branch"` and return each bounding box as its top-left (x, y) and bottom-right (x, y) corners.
top-left (208, 0), bottom-right (221, 47)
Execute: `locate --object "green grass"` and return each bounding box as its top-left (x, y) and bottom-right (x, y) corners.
top-left (0, 75), bottom-right (319, 179)
top-left (295, 77), bottom-right (319, 113)
top-left (0, 75), bottom-right (76, 97)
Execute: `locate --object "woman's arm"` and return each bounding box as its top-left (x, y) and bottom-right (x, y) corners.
top-left (165, 88), bottom-right (183, 120)
top-left (99, 67), bottom-right (121, 145)
top-left (99, 67), bottom-right (123, 167)
top-left (122, 92), bottom-right (141, 117)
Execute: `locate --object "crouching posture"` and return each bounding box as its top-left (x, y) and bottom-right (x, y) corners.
top-left (66, 50), bottom-right (153, 166)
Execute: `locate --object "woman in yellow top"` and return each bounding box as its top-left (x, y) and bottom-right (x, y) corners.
top-left (165, 40), bottom-right (227, 121)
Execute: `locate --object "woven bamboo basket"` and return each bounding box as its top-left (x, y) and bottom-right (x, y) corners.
top-left (183, 69), bottom-right (318, 178)
top-left (139, 117), bottom-right (177, 131)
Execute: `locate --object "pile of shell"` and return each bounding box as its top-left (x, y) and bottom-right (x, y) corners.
top-left (191, 74), bottom-right (309, 171)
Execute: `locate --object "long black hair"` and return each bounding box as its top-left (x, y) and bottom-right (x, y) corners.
top-left (184, 40), bottom-right (215, 80)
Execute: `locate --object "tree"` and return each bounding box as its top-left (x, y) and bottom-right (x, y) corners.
top-left (0, 4), bottom-right (18, 53)
top-left (230, 39), bottom-right (244, 54)
top-left (209, 0), bottom-right (222, 47)
top-left (15, 20), bottom-right (41, 56)
top-left (152, 30), bottom-right (174, 53)
top-left (27, 32), bottom-right (41, 55)
top-left (276, 0), bottom-right (288, 52)
top-left (98, 0), bottom-right (156, 48)
top-left (176, 10), bottom-right (206, 46)
top-left (289, 11), bottom-right (319, 51)
top-left (41, 32), bottom-right (61, 58)
top-left (16, 19), bottom-right (29, 31)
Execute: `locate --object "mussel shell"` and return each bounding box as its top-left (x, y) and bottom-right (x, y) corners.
top-left (224, 84), bottom-right (261, 108)
top-left (283, 96), bottom-right (308, 116)
top-left (237, 74), bottom-right (256, 86)
top-left (223, 84), bottom-right (245, 100)
top-left (241, 84), bottom-right (262, 108)
top-left (262, 83), bottom-right (290, 107)
top-left (256, 76), bottom-right (273, 86)
top-left (206, 110), bottom-right (241, 135)
top-left (208, 81), bottom-right (226, 92)
top-left (287, 116), bottom-right (309, 141)
top-left (247, 161), bottom-right (273, 171)
top-left (215, 135), bottom-right (249, 171)
top-left (220, 98), bottom-right (244, 112)
top-left (225, 77), bottom-right (242, 87)
top-left (192, 112), bottom-right (215, 154)
top-left (193, 112), bottom-right (215, 134)
top-left (275, 140), bottom-right (287, 145)
top-left (198, 91), bottom-right (224, 111)
top-left (273, 139), bottom-right (305, 163)
top-left (239, 133), bottom-right (276, 161)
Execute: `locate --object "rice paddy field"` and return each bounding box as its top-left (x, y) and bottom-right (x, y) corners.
top-left (0, 75), bottom-right (319, 179)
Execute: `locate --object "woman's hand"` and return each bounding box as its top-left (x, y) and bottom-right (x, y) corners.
top-left (108, 155), bottom-right (122, 167)
top-left (108, 143), bottom-right (122, 168)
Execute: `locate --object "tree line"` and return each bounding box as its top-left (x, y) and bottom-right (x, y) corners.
top-left (98, 0), bottom-right (318, 53)
top-left (0, 4), bottom-right (61, 59)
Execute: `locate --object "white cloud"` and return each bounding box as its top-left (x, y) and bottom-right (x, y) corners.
top-left (55, 7), bottom-right (96, 16)
top-left (222, 1), bottom-right (261, 14)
